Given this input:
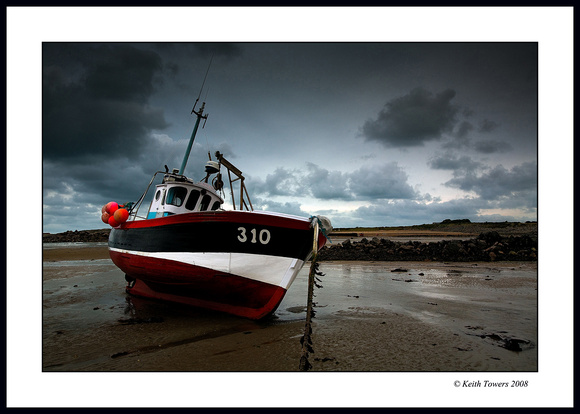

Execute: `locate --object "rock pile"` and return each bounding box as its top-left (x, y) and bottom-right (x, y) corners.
top-left (42, 229), bottom-right (111, 243)
top-left (318, 231), bottom-right (537, 262)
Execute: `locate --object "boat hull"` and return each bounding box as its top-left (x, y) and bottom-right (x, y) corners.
top-left (108, 211), bottom-right (326, 319)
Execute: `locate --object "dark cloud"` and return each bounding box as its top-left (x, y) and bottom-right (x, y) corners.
top-left (441, 129), bottom-right (513, 154)
top-left (361, 88), bottom-right (459, 147)
top-left (444, 161), bottom-right (537, 205)
top-left (454, 121), bottom-right (474, 139)
top-left (429, 153), bottom-right (482, 173)
top-left (43, 43), bottom-right (168, 161)
top-left (478, 118), bottom-right (499, 133)
top-left (473, 139), bottom-right (514, 154)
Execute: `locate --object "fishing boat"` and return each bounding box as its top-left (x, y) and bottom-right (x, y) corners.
top-left (103, 99), bottom-right (332, 320)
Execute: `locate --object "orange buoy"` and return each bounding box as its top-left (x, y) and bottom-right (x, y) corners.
top-left (101, 212), bottom-right (110, 224)
top-left (102, 204), bottom-right (108, 213)
top-left (108, 215), bottom-right (120, 227)
top-left (113, 208), bottom-right (129, 223)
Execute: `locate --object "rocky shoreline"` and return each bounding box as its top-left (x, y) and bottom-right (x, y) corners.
top-left (318, 231), bottom-right (537, 262)
top-left (43, 229), bottom-right (110, 243)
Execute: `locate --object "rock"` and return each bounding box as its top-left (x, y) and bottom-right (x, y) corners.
top-left (443, 241), bottom-right (464, 256)
top-left (398, 245), bottom-right (415, 251)
top-left (478, 231), bottom-right (502, 244)
top-left (503, 339), bottom-right (523, 351)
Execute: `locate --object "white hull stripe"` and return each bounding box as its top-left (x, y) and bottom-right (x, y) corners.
top-left (109, 248), bottom-right (304, 290)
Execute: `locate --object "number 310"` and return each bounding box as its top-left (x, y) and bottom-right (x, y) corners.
top-left (237, 227), bottom-right (271, 244)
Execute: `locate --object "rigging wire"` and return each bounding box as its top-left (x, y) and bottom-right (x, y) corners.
top-left (196, 54), bottom-right (214, 103)
top-left (197, 56), bottom-right (215, 165)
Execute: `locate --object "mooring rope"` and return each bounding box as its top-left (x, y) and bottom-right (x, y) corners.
top-left (299, 220), bottom-right (325, 371)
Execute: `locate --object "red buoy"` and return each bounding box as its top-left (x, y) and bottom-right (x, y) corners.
top-left (101, 212), bottom-right (110, 224)
top-left (108, 215), bottom-right (120, 227)
top-left (113, 208), bottom-right (129, 223)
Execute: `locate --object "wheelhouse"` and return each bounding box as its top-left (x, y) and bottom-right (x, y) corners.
top-left (126, 151), bottom-right (253, 223)
top-left (146, 177), bottom-right (224, 219)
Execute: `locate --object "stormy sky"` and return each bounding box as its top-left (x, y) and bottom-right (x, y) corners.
top-left (41, 41), bottom-right (538, 233)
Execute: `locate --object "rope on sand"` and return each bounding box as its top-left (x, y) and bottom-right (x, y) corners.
top-left (299, 220), bottom-right (326, 371)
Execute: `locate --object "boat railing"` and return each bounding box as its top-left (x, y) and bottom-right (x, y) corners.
top-left (128, 170), bottom-right (166, 221)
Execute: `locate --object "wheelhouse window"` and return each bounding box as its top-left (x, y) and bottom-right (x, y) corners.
top-left (200, 194), bottom-right (212, 211)
top-left (211, 201), bottom-right (221, 211)
top-left (185, 190), bottom-right (201, 210)
top-left (165, 186), bottom-right (188, 207)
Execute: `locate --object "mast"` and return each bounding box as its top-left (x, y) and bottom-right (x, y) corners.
top-left (179, 57), bottom-right (213, 176)
top-left (178, 100), bottom-right (208, 175)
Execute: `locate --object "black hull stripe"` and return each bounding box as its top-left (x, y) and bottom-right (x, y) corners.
top-left (109, 220), bottom-right (315, 260)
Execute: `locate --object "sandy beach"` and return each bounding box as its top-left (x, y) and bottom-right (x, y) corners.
top-left (42, 243), bottom-right (537, 373)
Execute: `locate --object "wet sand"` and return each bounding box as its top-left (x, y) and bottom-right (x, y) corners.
top-left (42, 244), bottom-right (537, 373)
top-left (42, 244), bottom-right (111, 262)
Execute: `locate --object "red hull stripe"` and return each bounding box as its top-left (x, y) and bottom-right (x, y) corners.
top-left (110, 250), bottom-right (288, 319)
top-left (120, 210), bottom-right (311, 230)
